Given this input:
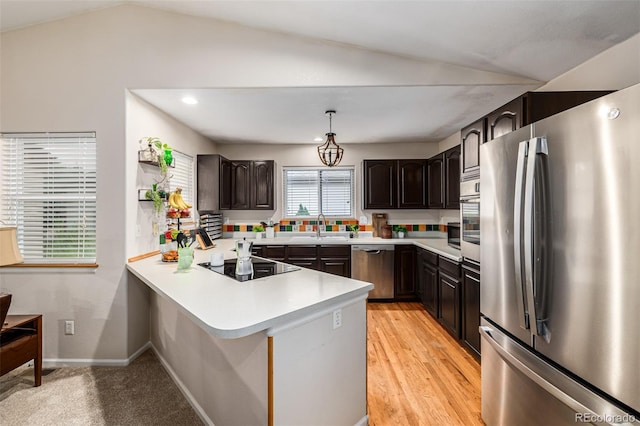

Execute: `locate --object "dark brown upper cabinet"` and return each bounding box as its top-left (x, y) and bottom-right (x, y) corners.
top-left (363, 159), bottom-right (427, 210)
top-left (398, 159), bottom-right (427, 209)
top-left (427, 154), bottom-right (444, 208)
top-left (197, 154), bottom-right (229, 211)
top-left (460, 119), bottom-right (485, 182)
top-left (219, 157), bottom-right (232, 210)
top-left (231, 161), bottom-right (251, 210)
top-left (444, 146), bottom-right (461, 209)
top-left (363, 160), bottom-right (397, 209)
top-left (461, 90), bottom-right (613, 182)
top-left (428, 145), bottom-right (461, 209)
top-left (197, 155), bottom-right (274, 211)
top-left (251, 161), bottom-right (274, 210)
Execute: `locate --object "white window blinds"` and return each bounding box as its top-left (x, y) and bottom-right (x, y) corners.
top-left (169, 150), bottom-right (194, 212)
top-left (0, 132), bottom-right (97, 264)
top-left (283, 167), bottom-right (354, 217)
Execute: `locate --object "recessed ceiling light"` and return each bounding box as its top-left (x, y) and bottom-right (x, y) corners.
top-left (182, 96), bottom-right (198, 105)
top-left (314, 137), bottom-right (323, 142)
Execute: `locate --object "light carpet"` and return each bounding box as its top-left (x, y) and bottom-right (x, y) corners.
top-left (0, 349), bottom-right (203, 425)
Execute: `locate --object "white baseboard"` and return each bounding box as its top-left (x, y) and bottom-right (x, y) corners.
top-left (42, 341), bottom-right (151, 367)
top-left (354, 414), bottom-right (369, 426)
top-left (149, 343), bottom-right (214, 426)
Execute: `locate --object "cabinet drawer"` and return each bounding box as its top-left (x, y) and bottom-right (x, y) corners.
top-left (263, 245), bottom-right (286, 260)
top-left (318, 245), bottom-right (351, 258)
top-left (0, 334), bottom-right (38, 375)
top-left (287, 245), bottom-right (318, 259)
top-left (418, 248), bottom-right (439, 266)
top-left (439, 256), bottom-right (460, 278)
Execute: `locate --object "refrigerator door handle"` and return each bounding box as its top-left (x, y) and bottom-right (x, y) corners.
top-left (523, 137), bottom-right (550, 340)
top-left (513, 141), bottom-right (529, 330)
top-left (479, 325), bottom-right (601, 418)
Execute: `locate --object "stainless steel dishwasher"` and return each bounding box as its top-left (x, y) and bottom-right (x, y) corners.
top-left (351, 245), bottom-right (395, 300)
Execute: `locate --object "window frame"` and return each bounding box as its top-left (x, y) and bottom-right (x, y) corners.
top-left (0, 131), bottom-right (97, 266)
top-left (282, 166), bottom-right (355, 219)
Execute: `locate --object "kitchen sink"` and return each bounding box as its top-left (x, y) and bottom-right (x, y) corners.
top-left (288, 235), bottom-right (349, 242)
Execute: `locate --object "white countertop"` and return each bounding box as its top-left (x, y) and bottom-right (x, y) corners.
top-left (251, 236), bottom-right (462, 262)
top-left (127, 239), bottom-right (374, 339)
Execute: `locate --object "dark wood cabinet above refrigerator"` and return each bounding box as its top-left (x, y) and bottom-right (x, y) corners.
top-left (460, 90), bottom-right (613, 182)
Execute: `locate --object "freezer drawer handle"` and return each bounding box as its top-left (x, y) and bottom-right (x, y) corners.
top-left (479, 326), bottom-right (601, 419)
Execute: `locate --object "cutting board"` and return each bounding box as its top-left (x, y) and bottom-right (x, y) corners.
top-left (372, 213), bottom-right (388, 238)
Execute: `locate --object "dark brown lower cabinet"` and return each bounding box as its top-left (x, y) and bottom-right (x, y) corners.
top-left (259, 244), bottom-right (351, 278)
top-left (462, 260), bottom-right (481, 358)
top-left (319, 245), bottom-right (351, 278)
top-left (394, 245), bottom-right (416, 301)
top-left (286, 245), bottom-right (319, 270)
top-left (416, 247), bottom-right (439, 316)
top-left (438, 257), bottom-right (461, 340)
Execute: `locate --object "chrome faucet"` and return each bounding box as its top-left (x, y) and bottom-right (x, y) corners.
top-left (316, 213), bottom-right (326, 238)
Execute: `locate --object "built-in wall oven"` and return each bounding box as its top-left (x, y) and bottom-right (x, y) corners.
top-left (460, 179), bottom-right (480, 262)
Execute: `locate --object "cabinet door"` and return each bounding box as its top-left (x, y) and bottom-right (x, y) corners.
top-left (196, 155), bottom-right (221, 212)
top-left (444, 146), bottom-right (461, 209)
top-left (263, 245), bottom-right (286, 261)
top-left (439, 272), bottom-right (461, 339)
top-left (318, 245), bottom-right (350, 277)
top-left (363, 160), bottom-right (396, 209)
top-left (398, 159), bottom-right (427, 209)
top-left (460, 119), bottom-right (485, 181)
top-left (219, 158), bottom-right (232, 210)
top-left (287, 245), bottom-right (318, 270)
top-left (487, 97), bottom-right (522, 141)
top-left (462, 265), bottom-right (481, 357)
top-left (394, 245), bottom-right (416, 301)
top-left (231, 161), bottom-right (251, 209)
top-left (424, 264), bottom-right (439, 317)
top-left (251, 160), bottom-right (274, 210)
top-left (427, 155), bottom-right (444, 209)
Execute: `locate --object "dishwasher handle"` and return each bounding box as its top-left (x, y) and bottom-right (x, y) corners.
top-left (364, 249), bottom-right (382, 254)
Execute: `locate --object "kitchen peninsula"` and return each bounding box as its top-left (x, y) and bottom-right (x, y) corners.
top-left (127, 238), bottom-right (373, 426)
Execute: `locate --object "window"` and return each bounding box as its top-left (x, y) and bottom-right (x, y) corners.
top-left (169, 150), bottom-right (194, 214)
top-left (0, 132), bottom-right (97, 264)
top-left (283, 167), bottom-right (354, 217)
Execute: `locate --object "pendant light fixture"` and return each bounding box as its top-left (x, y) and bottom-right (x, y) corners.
top-left (317, 110), bottom-right (344, 167)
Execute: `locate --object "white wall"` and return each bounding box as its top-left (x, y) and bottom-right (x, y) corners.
top-left (1, 4), bottom-right (475, 361)
top-left (126, 92), bottom-right (217, 258)
top-left (0, 3), bottom-right (637, 362)
top-left (216, 141), bottom-right (459, 225)
top-left (537, 33), bottom-right (640, 91)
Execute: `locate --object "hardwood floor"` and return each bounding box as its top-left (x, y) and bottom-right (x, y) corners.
top-left (367, 302), bottom-right (483, 426)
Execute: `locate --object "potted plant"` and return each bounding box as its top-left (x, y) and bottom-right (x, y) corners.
top-left (142, 136), bottom-right (172, 175)
top-left (393, 225), bottom-right (408, 238)
top-left (145, 184), bottom-right (165, 215)
top-left (348, 224), bottom-right (359, 239)
top-left (253, 224), bottom-right (265, 239)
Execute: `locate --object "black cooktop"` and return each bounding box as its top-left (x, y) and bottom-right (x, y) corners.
top-left (198, 257), bottom-right (300, 282)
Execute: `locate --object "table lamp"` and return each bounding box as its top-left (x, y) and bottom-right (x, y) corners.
top-left (0, 226), bottom-right (23, 266)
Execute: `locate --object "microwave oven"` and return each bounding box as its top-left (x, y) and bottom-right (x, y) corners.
top-left (447, 222), bottom-right (460, 249)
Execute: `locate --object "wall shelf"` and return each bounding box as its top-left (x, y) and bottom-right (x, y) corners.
top-left (138, 150), bottom-right (175, 168)
top-left (138, 188), bottom-right (169, 201)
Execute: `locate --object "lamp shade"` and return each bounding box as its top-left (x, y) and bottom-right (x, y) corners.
top-left (0, 227), bottom-right (24, 266)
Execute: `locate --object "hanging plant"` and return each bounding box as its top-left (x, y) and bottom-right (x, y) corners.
top-left (145, 184), bottom-right (164, 214)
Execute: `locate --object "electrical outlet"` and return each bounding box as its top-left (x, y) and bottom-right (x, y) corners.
top-left (333, 309), bottom-right (342, 329)
top-left (65, 320), bottom-right (75, 335)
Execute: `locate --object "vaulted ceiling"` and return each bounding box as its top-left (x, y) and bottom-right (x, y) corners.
top-left (2, 1), bottom-right (639, 144)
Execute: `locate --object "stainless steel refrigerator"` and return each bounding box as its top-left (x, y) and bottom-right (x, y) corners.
top-left (480, 84), bottom-right (639, 425)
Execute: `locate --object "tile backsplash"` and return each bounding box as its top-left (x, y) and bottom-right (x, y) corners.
top-left (222, 220), bottom-right (452, 234)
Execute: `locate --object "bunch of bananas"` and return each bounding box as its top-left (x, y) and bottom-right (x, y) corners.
top-left (168, 187), bottom-right (192, 211)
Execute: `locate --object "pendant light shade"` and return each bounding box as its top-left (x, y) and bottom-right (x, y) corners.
top-left (317, 110), bottom-right (344, 167)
